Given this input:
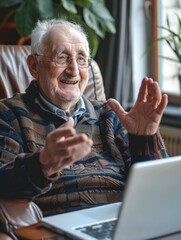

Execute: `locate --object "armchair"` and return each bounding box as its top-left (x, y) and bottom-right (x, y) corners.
top-left (0, 45), bottom-right (106, 239)
top-left (0, 45), bottom-right (106, 100)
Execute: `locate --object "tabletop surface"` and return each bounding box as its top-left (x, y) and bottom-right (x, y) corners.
top-left (15, 222), bottom-right (181, 240)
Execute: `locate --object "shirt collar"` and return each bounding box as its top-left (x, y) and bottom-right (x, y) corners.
top-left (38, 93), bottom-right (86, 118)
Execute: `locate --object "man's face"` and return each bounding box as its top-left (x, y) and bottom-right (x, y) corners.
top-left (34, 25), bottom-right (89, 112)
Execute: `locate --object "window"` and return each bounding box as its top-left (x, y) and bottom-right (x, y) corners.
top-left (157, 0), bottom-right (181, 104)
top-left (127, 0), bottom-right (181, 113)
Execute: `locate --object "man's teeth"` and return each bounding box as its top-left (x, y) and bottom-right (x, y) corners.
top-left (61, 80), bottom-right (78, 84)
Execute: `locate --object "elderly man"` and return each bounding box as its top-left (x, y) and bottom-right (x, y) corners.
top-left (0, 19), bottom-right (168, 217)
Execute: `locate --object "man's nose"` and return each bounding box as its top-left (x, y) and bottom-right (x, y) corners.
top-left (65, 58), bottom-right (79, 76)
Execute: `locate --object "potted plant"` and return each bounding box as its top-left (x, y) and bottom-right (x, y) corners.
top-left (0, 0), bottom-right (116, 58)
top-left (157, 13), bottom-right (181, 92)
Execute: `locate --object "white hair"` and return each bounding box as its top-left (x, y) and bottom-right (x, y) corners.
top-left (31, 19), bottom-right (89, 55)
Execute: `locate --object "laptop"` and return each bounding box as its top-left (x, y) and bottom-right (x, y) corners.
top-left (41, 155), bottom-right (181, 240)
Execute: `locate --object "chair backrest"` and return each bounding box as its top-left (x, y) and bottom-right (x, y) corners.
top-left (0, 45), bottom-right (106, 100)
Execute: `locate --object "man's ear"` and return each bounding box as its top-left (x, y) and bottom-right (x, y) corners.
top-left (27, 55), bottom-right (39, 79)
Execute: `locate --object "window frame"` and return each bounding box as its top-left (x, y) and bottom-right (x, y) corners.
top-left (151, 0), bottom-right (181, 106)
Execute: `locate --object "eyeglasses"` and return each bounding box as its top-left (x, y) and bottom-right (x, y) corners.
top-left (35, 53), bottom-right (91, 68)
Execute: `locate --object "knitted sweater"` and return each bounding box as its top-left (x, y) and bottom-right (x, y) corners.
top-left (0, 80), bottom-right (167, 216)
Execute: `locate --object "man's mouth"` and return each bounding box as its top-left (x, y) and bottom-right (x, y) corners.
top-left (60, 80), bottom-right (78, 85)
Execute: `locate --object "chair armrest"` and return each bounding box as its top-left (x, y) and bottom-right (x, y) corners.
top-left (0, 232), bottom-right (13, 240)
top-left (0, 199), bottom-right (42, 239)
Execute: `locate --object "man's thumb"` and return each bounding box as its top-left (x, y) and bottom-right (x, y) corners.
top-left (62, 117), bottom-right (74, 127)
top-left (107, 98), bottom-right (125, 120)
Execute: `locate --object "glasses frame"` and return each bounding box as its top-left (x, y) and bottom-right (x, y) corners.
top-left (35, 53), bottom-right (92, 69)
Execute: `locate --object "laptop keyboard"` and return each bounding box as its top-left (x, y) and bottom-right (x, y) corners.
top-left (75, 219), bottom-right (117, 240)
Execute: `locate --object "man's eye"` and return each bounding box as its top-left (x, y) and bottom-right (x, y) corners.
top-left (78, 56), bottom-right (86, 62)
top-left (57, 55), bottom-right (68, 63)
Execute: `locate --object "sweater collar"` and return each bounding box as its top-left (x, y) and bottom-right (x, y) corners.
top-left (25, 80), bottom-right (98, 122)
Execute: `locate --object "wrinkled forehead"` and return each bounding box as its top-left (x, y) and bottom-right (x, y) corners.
top-left (44, 25), bottom-right (89, 56)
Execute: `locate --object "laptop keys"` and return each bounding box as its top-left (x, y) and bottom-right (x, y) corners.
top-left (75, 219), bottom-right (117, 240)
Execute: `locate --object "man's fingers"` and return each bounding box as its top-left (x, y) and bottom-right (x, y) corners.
top-left (156, 94), bottom-right (168, 115)
top-left (61, 117), bottom-right (74, 127)
top-left (50, 138), bottom-right (93, 169)
top-left (61, 141), bottom-right (93, 166)
top-left (107, 98), bottom-right (126, 119)
top-left (136, 77), bottom-right (148, 103)
top-left (136, 77), bottom-right (164, 109)
top-left (57, 133), bottom-right (93, 149)
top-left (47, 128), bottom-right (76, 143)
top-left (41, 133), bottom-right (93, 175)
top-left (147, 80), bottom-right (162, 107)
top-left (47, 118), bottom-right (76, 142)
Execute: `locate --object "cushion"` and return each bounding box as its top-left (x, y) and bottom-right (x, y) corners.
top-left (0, 199), bottom-right (42, 239)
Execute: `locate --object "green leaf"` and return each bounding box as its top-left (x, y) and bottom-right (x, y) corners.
top-left (159, 25), bottom-right (181, 39)
top-left (83, 1), bottom-right (116, 38)
top-left (36, 0), bottom-right (53, 18)
top-left (75, 0), bottom-right (91, 8)
top-left (15, 0), bottom-right (53, 36)
top-left (54, 9), bottom-right (82, 22)
top-left (0, 0), bottom-right (22, 7)
top-left (175, 13), bottom-right (181, 34)
top-left (166, 15), bottom-right (170, 28)
top-left (55, 13), bottom-right (99, 57)
top-left (83, 8), bottom-right (105, 38)
top-left (99, 18), bottom-right (116, 33)
top-left (90, 1), bottom-right (115, 22)
top-left (61, 0), bottom-right (77, 14)
top-left (82, 23), bottom-right (99, 58)
top-left (53, 4), bottom-right (69, 19)
top-left (157, 14), bottom-right (181, 63)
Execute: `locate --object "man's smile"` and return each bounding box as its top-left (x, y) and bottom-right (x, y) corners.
top-left (60, 80), bottom-right (79, 85)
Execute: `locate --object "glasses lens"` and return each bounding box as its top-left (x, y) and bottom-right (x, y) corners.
top-left (56, 54), bottom-right (90, 68)
top-left (77, 56), bottom-right (89, 68)
top-left (56, 55), bottom-right (68, 67)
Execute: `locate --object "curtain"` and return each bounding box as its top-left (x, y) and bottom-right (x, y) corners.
top-left (96, 0), bottom-right (132, 109)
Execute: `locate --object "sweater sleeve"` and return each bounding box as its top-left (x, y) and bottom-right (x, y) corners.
top-left (0, 103), bottom-right (54, 199)
top-left (128, 130), bottom-right (168, 163)
top-left (0, 151), bottom-right (54, 199)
